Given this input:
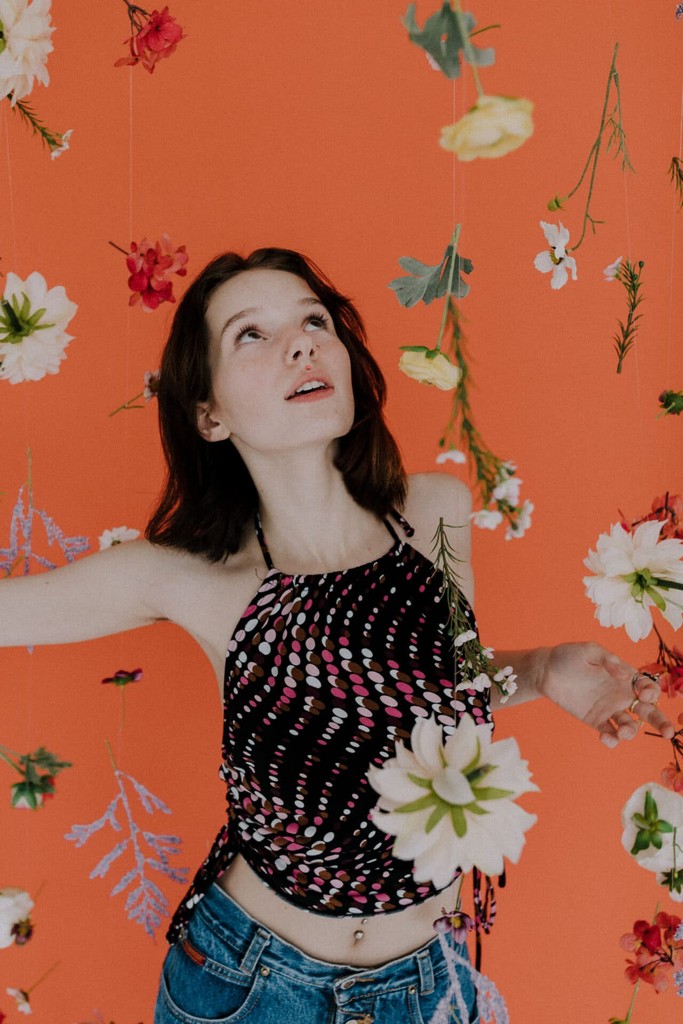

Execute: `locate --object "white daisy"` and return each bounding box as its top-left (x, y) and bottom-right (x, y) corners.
top-left (533, 221), bottom-right (578, 290)
top-left (98, 526), bottom-right (140, 551)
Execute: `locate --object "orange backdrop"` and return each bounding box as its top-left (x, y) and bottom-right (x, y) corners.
top-left (1, 1), bottom-right (682, 1021)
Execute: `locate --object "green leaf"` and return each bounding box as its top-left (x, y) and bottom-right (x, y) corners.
top-left (407, 772), bottom-right (433, 789)
top-left (402, 3), bottom-right (495, 79)
top-left (630, 831), bottom-right (651, 855)
top-left (450, 804), bottom-right (467, 837)
top-left (395, 793), bottom-right (437, 814)
top-left (388, 245), bottom-right (474, 308)
top-left (471, 785), bottom-right (515, 802)
top-left (425, 800), bottom-right (451, 833)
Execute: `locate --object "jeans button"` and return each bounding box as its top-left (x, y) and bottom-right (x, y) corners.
top-left (341, 978), bottom-right (355, 989)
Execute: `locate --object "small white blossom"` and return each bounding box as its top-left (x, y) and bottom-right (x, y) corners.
top-left (436, 448), bottom-right (467, 466)
top-left (7, 987), bottom-right (32, 1014)
top-left (50, 128), bottom-right (72, 160)
top-left (455, 672), bottom-right (491, 693)
top-left (498, 678), bottom-right (518, 704)
top-left (0, 271), bottom-right (77, 383)
top-left (583, 520), bottom-right (683, 641)
top-left (506, 499), bottom-right (534, 540)
top-left (454, 629), bottom-right (477, 648)
top-left (492, 476), bottom-right (522, 506)
top-left (533, 221), bottom-right (578, 290)
top-left (368, 714), bottom-right (538, 886)
top-left (0, 888), bottom-right (33, 948)
top-left (481, 646), bottom-right (495, 660)
top-left (0, 0), bottom-right (55, 105)
top-left (471, 508), bottom-right (503, 531)
top-left (98, 526), bottom-right (140, 551)
top-left (603, 256), bottom-right (622, 281)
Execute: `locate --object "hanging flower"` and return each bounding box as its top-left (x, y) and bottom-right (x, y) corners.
top-left (368, 713), bottom-right (538, 887)
top-left (583, 520), bottom-right (683, 642)
top-left (6, 988), bottom-right (31, 1015)
top-left (1, 744), bottom-right (71, 810)
top-left (505, 499), bottom-right (534, 540)
top-left (98, 527), bottom-right (140, 551)
top-left (122, 235), bottom-right (188, 312)
top-left (435, 448), bottom-right (467, 466)
top-left (109, 368), bottom-right (161, 416)
top-left (0, 272), bottom-right (77, 383)
top-left (0, 0), bottom-right (55, 105)
top-left (620, 912), bottom-right (683, 993)
top-left (398, 347), bottom-right (460, 390)
top-left (101, 668), bottom-right (142, 687)
top-left (433, 907), bottom-right (475, 942)
top-left (49, 127), bottom-right (72, 160)
top-left (440, 95), bottom-right (534, 161)
top-left (603, 256), bottom-right (623, 281)
top-left (0, 889), bottom-right (33, 948)
top-left (621, 784), bottom-right (683, 902)
top-left (533, 221), bottom-right (578, 290)
top-left (660, 390), bottom-right (683, 416)
top-left (115, 6), bottom-right (184, 73)
top-left (471, 508), bottom-right (503, 531)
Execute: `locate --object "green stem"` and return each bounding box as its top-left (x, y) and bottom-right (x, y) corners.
top-left (108, 241), bottom-right (130, 256)
top-left (26, 960), bottom-right (60, 995)
top-left (435, 225), bottom-right (462, 352)
top-left (0, 745), bottom-right (21, 771)
top-left (452, 0), bottom-right (484, 97)
top-left (568, 42), bottom-right (619, 253)
top-left (105, 738), bottom-right (118, 772)
top-left (623, 980), bottom-right (639, 1023)
top-left (109, 391), bottom-right (145, 417)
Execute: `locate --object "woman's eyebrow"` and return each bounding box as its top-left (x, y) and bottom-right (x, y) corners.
top-left (219, 297), bottom-right (323, 339)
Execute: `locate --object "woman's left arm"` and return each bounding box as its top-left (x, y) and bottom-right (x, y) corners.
top-left (491, 642), bottom-right (675, 747)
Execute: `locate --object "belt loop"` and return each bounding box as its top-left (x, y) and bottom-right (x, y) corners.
top-left (239, 927), bottom-right (270, 975)
top-left (417, 949), bottom-right (435, 994)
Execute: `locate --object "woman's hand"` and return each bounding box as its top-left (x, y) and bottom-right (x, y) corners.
top-left (536, 642), bottom-right (675, 747)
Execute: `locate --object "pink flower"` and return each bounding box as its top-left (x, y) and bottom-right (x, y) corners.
top-left (433, 907), bottom-right (475, 943)
top-left (143, 369), bottom-right (160, 399)
top-left (126, 235), bottom-right (188, 312)
top-left (115, 7), bottom-right (184, 73)
top-left (101, 668), bottom-right (143, 687)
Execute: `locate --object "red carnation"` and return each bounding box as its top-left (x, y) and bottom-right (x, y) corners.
top-left (115, 6), bottom-right (184, 73)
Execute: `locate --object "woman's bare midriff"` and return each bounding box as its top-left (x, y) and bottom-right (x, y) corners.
top-left (218, 853), bottom-right (459, 967)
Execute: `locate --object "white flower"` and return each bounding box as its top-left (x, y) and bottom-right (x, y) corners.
top-left (496, 460), bottom-right (517, 480)
top-left (492, 475), bottom-right (522, 506)
top-left (7, 987), bottom-right (32, 1014)
top-left (0, 0), bottom-right (55, 105)
top-left (454, 672), bottom-right (491, 693)
top-left (50, 127), bottom-right (72, 160)
top-left (603, 256), bottom-right (622, 281)
top-left (98, 526), bottom-right (140, 551)
top-left (0, 271), bottom-right (77, 383)
top-left (505, 499), bottom-right (534, 540)
top-left (621, 783), bottom-right (683, 874)
top-left (583, 520), bottom-right (683, 642)
top-left (0, 888), bottom-right (33, 948)
top-left (368, 713), bottom-right (538, 887)
top-left (471, 508), bottom-right (503, 531)
top-left (436, 448), bottom-right (466, 466)
top-left (498, 678), bottom-right (518, 704)
top-left (533, 221), bottom-right (578, 290)
top-left (454, 629), bottom-right (477, 648)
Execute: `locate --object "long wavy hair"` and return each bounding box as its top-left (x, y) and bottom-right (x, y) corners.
top-left (146, 247), bottom-right (407, 561)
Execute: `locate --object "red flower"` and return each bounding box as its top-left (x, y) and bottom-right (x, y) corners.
top-left (126, 235), bottom-right (188, 312)
top-left (115, 7), bottom-right (184, 73)
top-left (662, 762), bottom-right (683, 792)
top-left (101, 668), bottom-right (143, 686)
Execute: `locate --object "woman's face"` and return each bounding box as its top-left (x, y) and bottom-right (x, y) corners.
top-left (199, 269), bottom-right (355, 458)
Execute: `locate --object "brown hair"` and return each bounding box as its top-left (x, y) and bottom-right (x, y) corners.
top-left (146, 247), bottom-right (406, 561)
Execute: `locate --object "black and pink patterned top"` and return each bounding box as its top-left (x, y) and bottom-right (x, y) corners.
top-left (166, 511), bottom-right (491, 943)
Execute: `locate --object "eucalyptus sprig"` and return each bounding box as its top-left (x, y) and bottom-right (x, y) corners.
top-left (402, 2), bottom-right (495, 82)
top-left (431, 518), bottom-right (516, 700)
top-left (439, 299), bottom-right (532, 539)
top-left (11, 100), bottom-right (71, 157)
top-left (612, 259), bottom-right (645, 374)
top-left (547, 43), bottom-right (633, 253)
top-left (669, 157), bottom-right (683, 209)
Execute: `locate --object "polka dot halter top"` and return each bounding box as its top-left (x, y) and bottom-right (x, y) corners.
top-left (167, 510), bottom-right (491, 943)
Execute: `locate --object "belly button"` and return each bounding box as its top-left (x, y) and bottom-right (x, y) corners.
top-left (353, 918), bottom-right (368, 943)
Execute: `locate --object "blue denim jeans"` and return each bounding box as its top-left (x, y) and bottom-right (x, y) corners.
top-left (154, 884), bottom-right (478, 1024)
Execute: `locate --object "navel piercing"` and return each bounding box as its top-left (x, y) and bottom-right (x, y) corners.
top-left (353, 917), bottom-right (368, 942)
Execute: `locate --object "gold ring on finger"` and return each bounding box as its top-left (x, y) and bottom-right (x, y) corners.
top-left (628, 696), bottom-right (639, 713)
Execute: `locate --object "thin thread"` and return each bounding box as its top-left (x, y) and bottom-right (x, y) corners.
top-left (666, 83), bottom-right (683, 389)
top-left (2, 105), bottom-right (18, 266)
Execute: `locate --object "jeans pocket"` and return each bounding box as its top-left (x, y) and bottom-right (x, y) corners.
top-left (157, 933), bottom-right (268, 1024)
top-left (406, 972), bottom-right (477, 1024)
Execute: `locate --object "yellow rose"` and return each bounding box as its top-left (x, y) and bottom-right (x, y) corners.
top-left (440, 95), bottom-right (534, 161)
top-left (398, 348), bottom-right (460, 390)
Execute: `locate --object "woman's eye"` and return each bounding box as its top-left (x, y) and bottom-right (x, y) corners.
top-left (304, 314), bottom-right (328, 331)
top-left (235, 326), bottom-right (262, 344)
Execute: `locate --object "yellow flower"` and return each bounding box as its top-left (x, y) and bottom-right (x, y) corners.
top-left (399, 348), bottom-right (460, 390)
top-left (440, 95), bottom-right (534, 161)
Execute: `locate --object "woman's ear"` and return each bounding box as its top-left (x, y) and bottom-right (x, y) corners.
top-left (196, 402), bottom-right (231, 442)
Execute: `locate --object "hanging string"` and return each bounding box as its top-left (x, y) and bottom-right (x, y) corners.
top-left (666, 83), bottom-right (683, 392)
top-left (2, 104), bottom-right (18, 268)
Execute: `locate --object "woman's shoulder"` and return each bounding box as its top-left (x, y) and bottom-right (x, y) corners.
top-left (403, 472), bottom-right (472, 563)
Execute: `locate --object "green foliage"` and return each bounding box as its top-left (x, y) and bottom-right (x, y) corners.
top-left (388, 246), bottom-right (473, 308)
top-left (402, 4), bottom-right (495, 79)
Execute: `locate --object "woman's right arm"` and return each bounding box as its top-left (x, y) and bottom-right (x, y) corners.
top-left (0, 540), bottom-right (165, 648)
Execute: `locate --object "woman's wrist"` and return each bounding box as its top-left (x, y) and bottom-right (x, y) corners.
top-left (490, 646), bottom-right (552, 708)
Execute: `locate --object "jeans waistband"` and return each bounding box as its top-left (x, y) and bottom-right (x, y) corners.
top-left (192, 883), bottom-right (451, 998)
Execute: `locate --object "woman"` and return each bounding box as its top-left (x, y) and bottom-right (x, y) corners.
top-left (1, 248), bottom-right (673, 1024)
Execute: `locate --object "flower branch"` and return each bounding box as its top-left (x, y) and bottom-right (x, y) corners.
top-left (670, 157), bottom-right (683, 209)
top-left (607, 258), bottom-right (645, 374)
top-left (0, 743), bottom-right (72, 809)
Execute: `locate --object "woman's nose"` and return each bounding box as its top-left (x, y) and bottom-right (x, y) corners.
top-left (285, 332), bottom-right (319, 362)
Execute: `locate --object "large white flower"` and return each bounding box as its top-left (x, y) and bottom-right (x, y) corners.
top-left (368, 714), bottom-right (538, 888)
top-left (533, 221), bottom-right (578, 290)
top-left (583, 520), bottom-right (683, 642)
top-left (0, 271), bottom-right (77, 383)
top-left (0, 0), bottom-right (55, 105)
top-left (621, 783), bottom-right (683, 876)
top-left (0, 887), bottom-right (33, 948)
